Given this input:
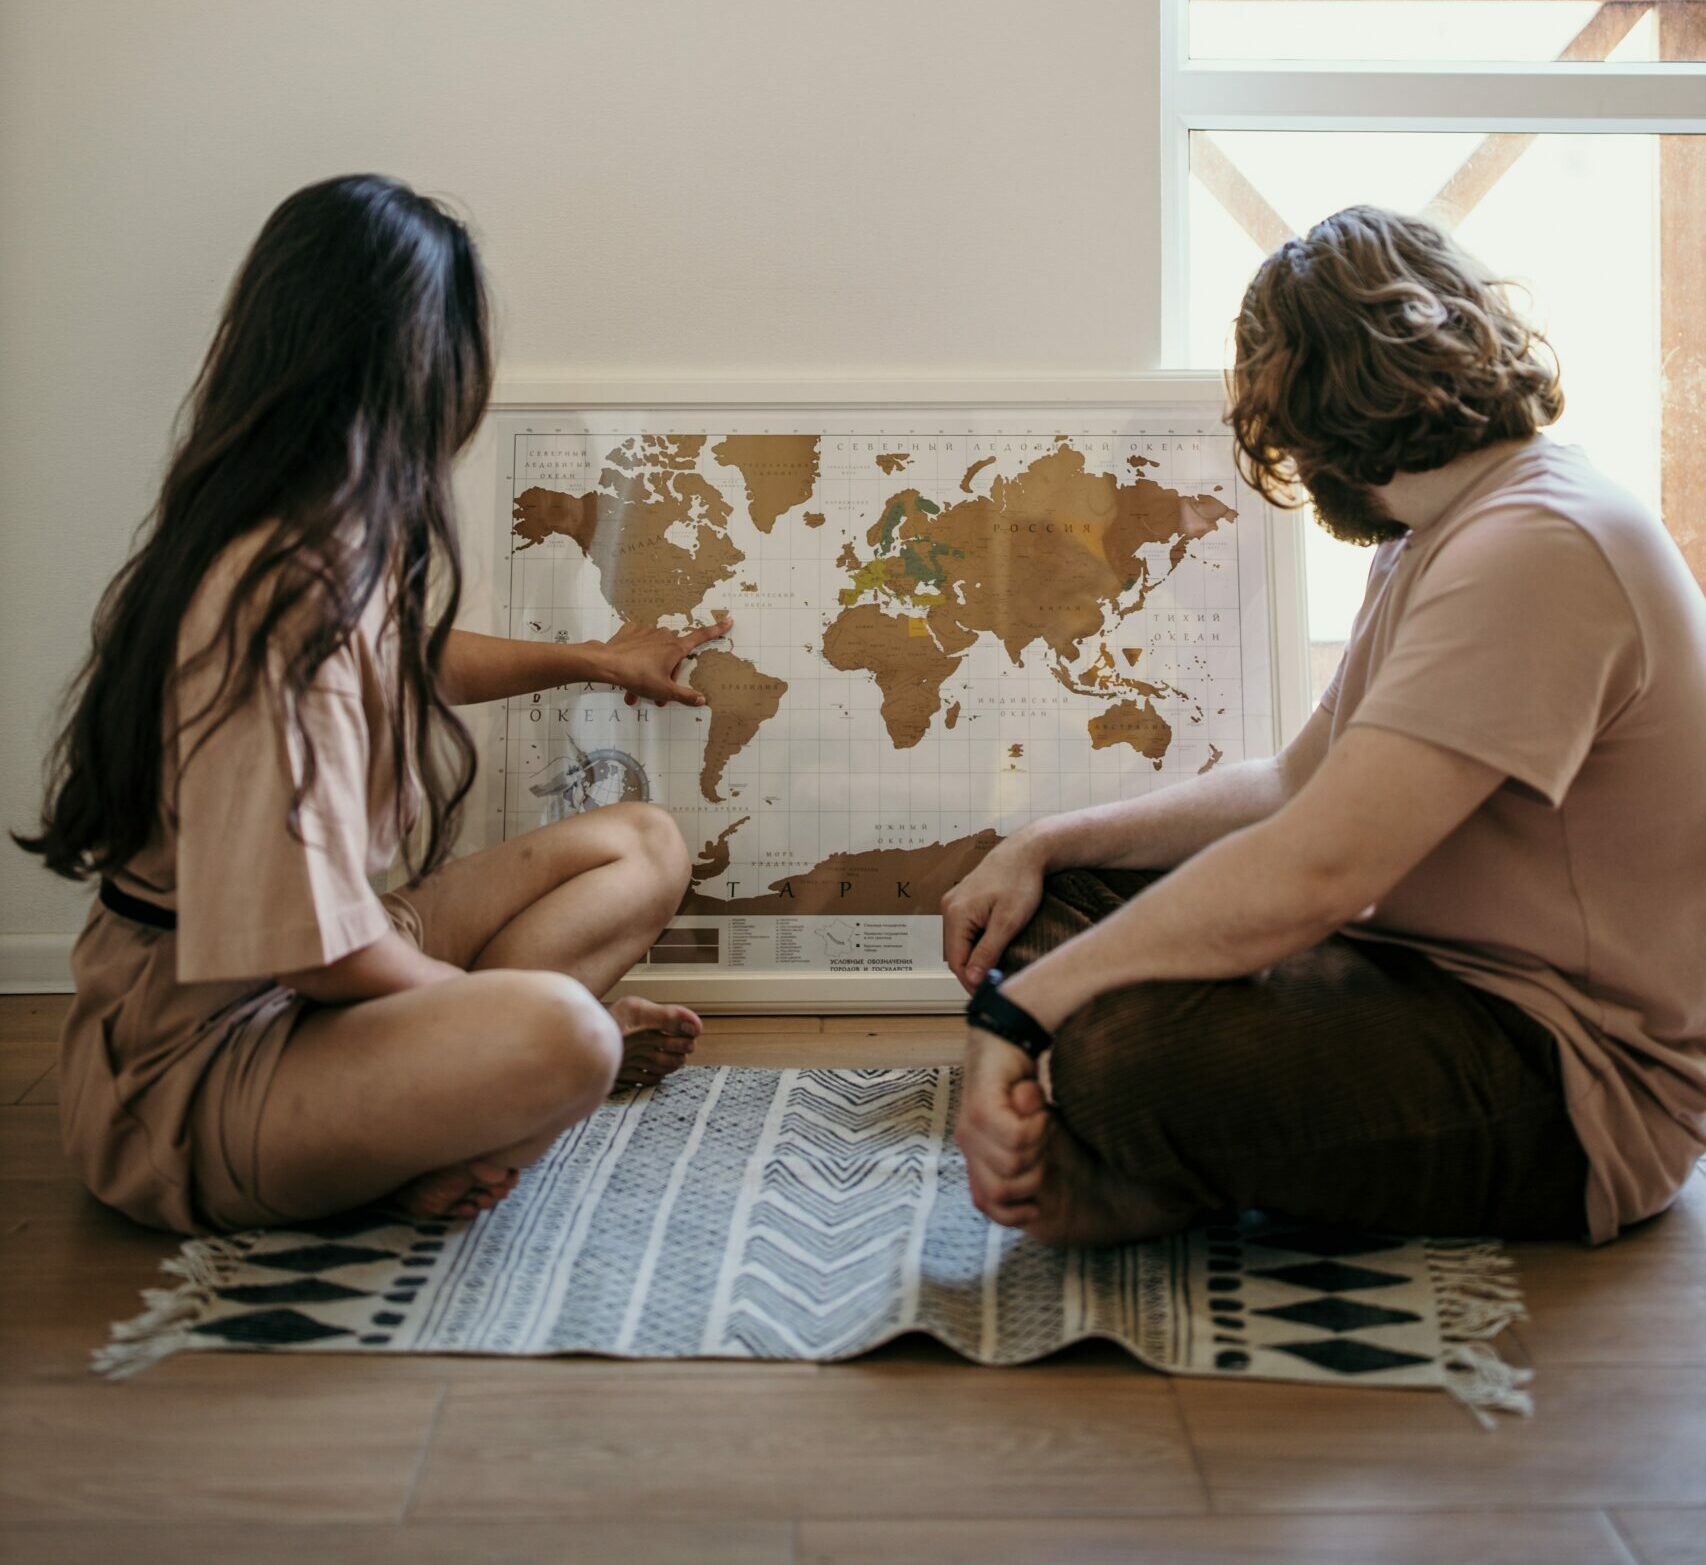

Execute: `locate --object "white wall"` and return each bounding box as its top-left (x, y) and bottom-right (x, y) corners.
top-left (0, 0), bottom-right (1164, 984)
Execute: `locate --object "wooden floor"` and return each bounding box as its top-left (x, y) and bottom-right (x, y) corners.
top-left (2, 995), bottom-right (1703, 1565)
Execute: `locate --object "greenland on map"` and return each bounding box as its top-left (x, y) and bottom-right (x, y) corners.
top-left (491, 407), bottom-right (1275, 983)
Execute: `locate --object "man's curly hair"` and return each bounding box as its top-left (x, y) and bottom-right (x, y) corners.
top-left (1228, 206), bottom-right (1564, 510)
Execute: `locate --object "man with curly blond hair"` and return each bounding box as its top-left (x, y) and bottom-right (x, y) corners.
top-left (944, 206), bottom-right (1706, 1247)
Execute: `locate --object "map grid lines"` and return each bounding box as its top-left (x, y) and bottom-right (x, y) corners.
top-left (493, 411), bottom-right (1273, 980)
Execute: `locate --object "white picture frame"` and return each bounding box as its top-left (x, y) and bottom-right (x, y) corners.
top-left (486, 376), bottom-right (1310, 1013)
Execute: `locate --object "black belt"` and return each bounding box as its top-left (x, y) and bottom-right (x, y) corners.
top-left (99, 879), bottom-right (178, 931)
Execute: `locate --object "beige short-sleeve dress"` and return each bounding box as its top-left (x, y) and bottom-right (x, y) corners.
top-left (58, 533), bottom-right (420, 1233)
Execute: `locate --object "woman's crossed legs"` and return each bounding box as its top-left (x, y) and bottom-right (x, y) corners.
top-left (253, 802), bottom-right (696, 1225)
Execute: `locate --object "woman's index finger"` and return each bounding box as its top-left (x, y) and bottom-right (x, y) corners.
top-left (688, 617), bottom-right (734, 648)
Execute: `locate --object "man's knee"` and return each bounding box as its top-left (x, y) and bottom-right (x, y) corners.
top-left (1050, 978), bottom-right (1195, 1092)
top-left (999, 873), bottom-right (1076, 972)
top-left (1045, 988), bottom-right (1216, 1179)
top-left (1002, 869), bottom-right (1167, 972)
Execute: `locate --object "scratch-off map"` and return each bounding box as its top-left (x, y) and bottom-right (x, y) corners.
top-left (492, 409), bottom-right (1275, 981)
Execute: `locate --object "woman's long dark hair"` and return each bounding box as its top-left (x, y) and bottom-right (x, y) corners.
top-left (16, 174), bottom-right (491, 884)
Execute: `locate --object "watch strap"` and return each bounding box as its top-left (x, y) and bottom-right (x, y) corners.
top-left (965, 968), bottom-right (1054, 1059)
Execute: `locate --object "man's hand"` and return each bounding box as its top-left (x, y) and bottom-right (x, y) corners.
top-left (593, 618), bottom-right (733, 708)
top-left (955, 1028), bottom-right (1050, 1227)
top-left (940, 833), bottom-right (1050, 992)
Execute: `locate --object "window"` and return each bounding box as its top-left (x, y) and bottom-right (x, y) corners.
top-left (1162, 1), bottom-right (1706, 707)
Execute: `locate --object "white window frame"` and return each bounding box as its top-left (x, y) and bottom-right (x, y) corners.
top-left (1157, 0), bottom-right (1706, 364)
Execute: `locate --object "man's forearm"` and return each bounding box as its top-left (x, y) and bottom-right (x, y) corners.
top-left (1024, 756), bottom-right (1291, 874)
top-left (1003, 815), bottom-right (1352, 1031)
top-left (998, 723), bottom-right (1505, 1036)
top-left (438, 629), bottom-right (610, 706)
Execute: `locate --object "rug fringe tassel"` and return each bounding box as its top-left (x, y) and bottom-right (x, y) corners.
top-left (1438, 1340), bottom-right (1535, 1430)
top-left (1425, 1239), bottom-right (1533, 1425)
top-left (91, 1235), bottom-right (247, 1379)
top-left (1427, 1239), bottom-right (1528, 1340)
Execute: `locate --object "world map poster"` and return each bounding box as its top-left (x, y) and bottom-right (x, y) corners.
top-left (491, 408), bottom-right (1276, 985)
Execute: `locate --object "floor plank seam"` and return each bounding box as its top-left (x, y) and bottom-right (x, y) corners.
top-left (1166, 1382), bottom-right (1219, 1515)
top-left (1603, 1506), bottom-right (1653, 1565)
top-left (1606, 1501), bottom-right (1706, 1513)
top-left (0, 1506), bottom-right (1673, 1528)
top-left (13, 1064), bottom-right (55, 1106)
top-left (788, 1504), bottom-right (1681, 1520)
top-left (1168, 1378), bottom-right (1235, 1516)
top-left (1188, 1502), bottom-right (1697, 1519)
top-left (398, 1382), bottom-right (450, 1522)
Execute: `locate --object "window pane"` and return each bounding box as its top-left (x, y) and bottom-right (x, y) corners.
top-left (1185, 130), bottom-right (1669, 697)
top-left (1188, 1), bottom-right (1671, 64)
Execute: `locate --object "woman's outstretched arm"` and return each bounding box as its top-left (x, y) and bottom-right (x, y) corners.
top-left (437, 619), bottom-right (734, 707)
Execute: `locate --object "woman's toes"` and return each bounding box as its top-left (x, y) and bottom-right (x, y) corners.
top-left (395, 1157), bottom-right (527, 1222)
top-left (609, 997), bottom-right (701, 1041)
top-left (607, 996), bottom-right (660, 1033)
top-left (662, 1005), bottom-right (702, 1038)
top-left (395, 1166), bottom-right (470, 1218)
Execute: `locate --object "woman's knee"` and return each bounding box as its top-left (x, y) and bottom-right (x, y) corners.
top-left (600, 802), bottom-right (691, 903)
top-left (473, 970), bottom-right (622, 1117)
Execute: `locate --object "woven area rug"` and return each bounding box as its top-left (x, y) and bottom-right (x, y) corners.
top-left (99, 1066), bottom-right (1533, 1421)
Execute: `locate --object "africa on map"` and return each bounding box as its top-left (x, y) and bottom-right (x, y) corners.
top-left (493, 409), bottom-right (1274, 980)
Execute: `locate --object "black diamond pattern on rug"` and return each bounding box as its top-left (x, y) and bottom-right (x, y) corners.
top-left (248, 1243), bottom-right (399, 1274)
top-left (1269, 1337), bottom-right (1433, 1376)
top-left (214, 1279), bottom-right (370, 1307)
top-left (95, 1067), bottom-right (1519, 1408)
top-left (190, 1309), bottom-right (355, 1347)
top-left (1255, 1296), bottom-right (1422, 1335)
top-left (1250, 1260), bottom-right (1407, 1294)
top-left (1246, 1228), bottom-right (1404, 1258)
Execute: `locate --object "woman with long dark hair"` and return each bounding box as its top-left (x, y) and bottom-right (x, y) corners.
top-left (17, 174), bottom-right (727, 1233)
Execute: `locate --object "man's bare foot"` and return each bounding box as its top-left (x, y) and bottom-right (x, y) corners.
top-left (1022, 1120), bottom-right (1187, 1249)
top-left (607, 996), bottom-right (701, 1088)
top-left (392, 1157), bottom-right (520, 1221)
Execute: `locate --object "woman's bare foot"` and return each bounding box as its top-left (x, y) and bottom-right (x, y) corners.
top-left (607, 996), bottom-right (701, 1088)
top-left (386, 1000), bottom-right (698, 1219)
top-left (392, 1157), bottom-right (520, 1221)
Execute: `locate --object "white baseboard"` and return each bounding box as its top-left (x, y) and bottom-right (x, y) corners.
top-left (0, 935), bottom-right (958, 1012)
top-left (0, 934), bottom-right (75, 993)
top-left (609, 971), bottom-right (962, 1014)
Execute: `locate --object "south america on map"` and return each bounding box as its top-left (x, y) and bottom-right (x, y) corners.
top-left (495, 412), bottom-right (1272, 978)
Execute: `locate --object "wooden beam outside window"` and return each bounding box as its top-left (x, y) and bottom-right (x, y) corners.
top-left (1658, 3), bottom-right (1705, 584)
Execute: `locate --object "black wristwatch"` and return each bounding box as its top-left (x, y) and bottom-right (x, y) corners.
top-left (965, 968), bottom-right (1055, 1059)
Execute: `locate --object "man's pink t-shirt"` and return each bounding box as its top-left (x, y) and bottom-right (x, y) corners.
top-left (1322, 438), bottom-right (1706, 1242)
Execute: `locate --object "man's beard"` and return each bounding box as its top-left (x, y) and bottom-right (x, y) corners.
top-left (1305, 470), bottom-right (1409, 547)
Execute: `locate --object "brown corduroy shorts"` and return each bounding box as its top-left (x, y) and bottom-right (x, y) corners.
top-left (1002, 869), bottom-right (1591, 1240)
